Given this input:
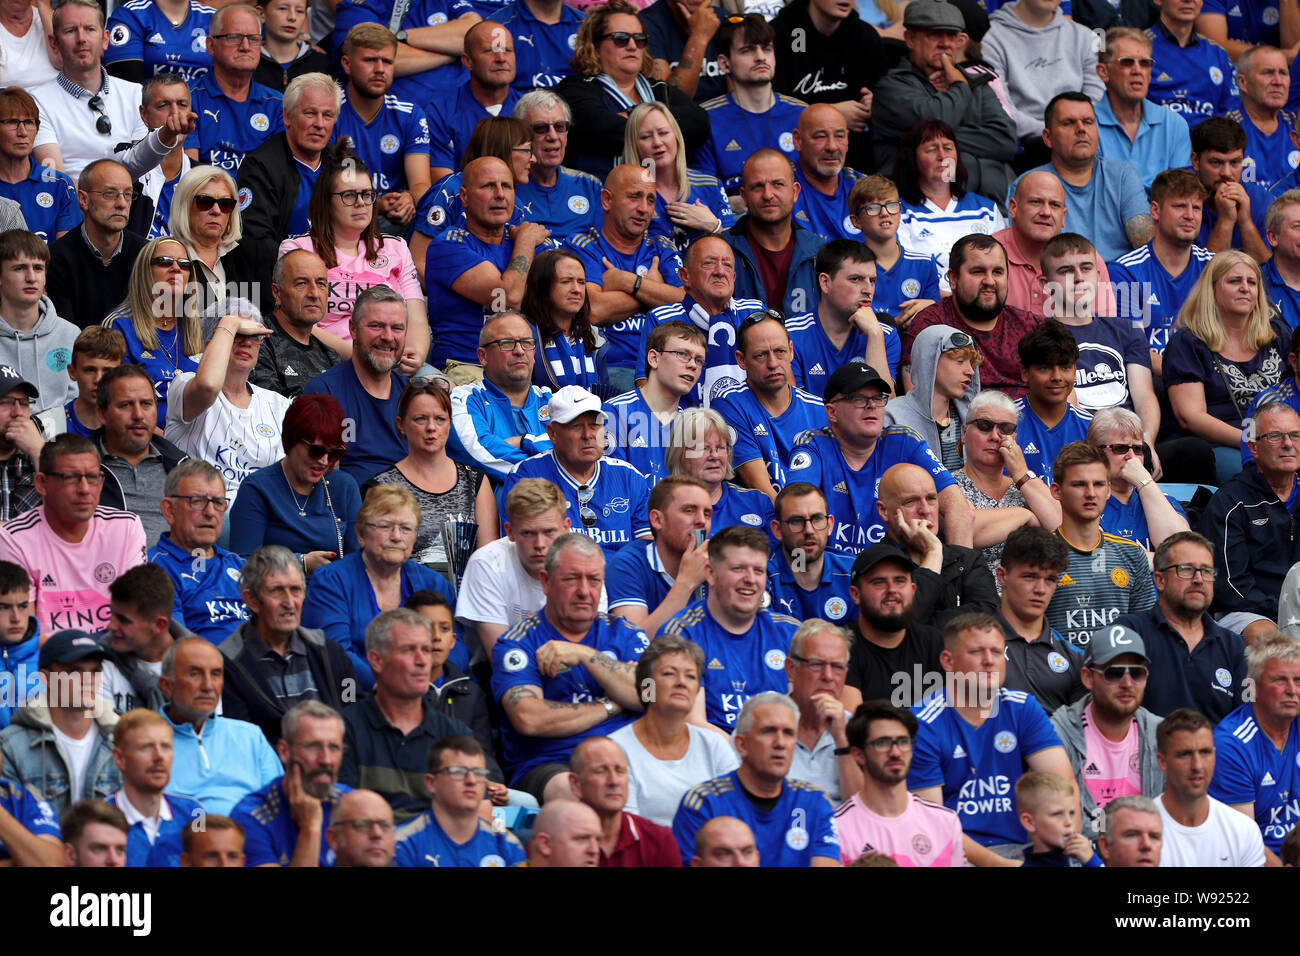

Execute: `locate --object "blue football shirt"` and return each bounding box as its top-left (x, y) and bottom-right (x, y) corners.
top-left (1013, 399), bottom-right (1094, 480)
top-left (0, 781), bottom-right (59, 861)
top-left (190, 72), bottom-right (285, 172)
top-left (1210, 702), bottom-right (1300, 851)
top-left (694, 92), bottom-right (805, 192)
top-left (394, 809), bottom-right (527, 866)
top-left (425, 226), bottom-right (513, 366)
top-left (106, 0), bottom-right (214, 82)
top-left (334, 92), bottom-right (431, 194)
top-left (514, 167), bottom-right (605, 237)
top-left (639, 294), bottom-right (764, 407)
top-left (1107, 242), bottom-right (1213, 359)
top-left (0, 163), bottom-right (79, 242)
top-left (499, 1), bottom-right (583, 91)
top-left (766, 547), bottom-right (856, 624)
top-left (786, 310), bottom-right (902, 396)
top-left (602, 388), bottom-right (678, 487)
top-left (1145, 24), bottom-right (1241, 121)
top-left (792, 164), bottom-right (862, 241)
top-left (710, 381), bottom-right (828, 490)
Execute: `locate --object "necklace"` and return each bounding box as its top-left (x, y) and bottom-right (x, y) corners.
top-left (282, 463), bottom-right (313, 516)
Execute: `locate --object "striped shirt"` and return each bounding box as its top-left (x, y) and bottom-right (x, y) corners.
top-left (1045, 528), bottom-right (1157, 650)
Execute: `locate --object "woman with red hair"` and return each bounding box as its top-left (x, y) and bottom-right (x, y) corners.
top-left (229, 392), bottom-right (362, 573)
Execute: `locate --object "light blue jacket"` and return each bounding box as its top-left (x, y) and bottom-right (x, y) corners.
top-left (447, 377), bottom-right (553, 483)
top-left (162, 706), bottom-right (282, 816)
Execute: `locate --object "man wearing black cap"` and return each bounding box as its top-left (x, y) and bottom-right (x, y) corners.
top-left (0, 629), bottom-right (120, 818)
top-left (842, 543), bottom-right (944, 708)
top-left (0, 365), bottom-right (45, 520)
top-left (1049, 623), bottom-right (1166, 841)
top-left (787, 360), bottom-right (973, 553)
top-left (872, 0), bottom-right (1018, 202)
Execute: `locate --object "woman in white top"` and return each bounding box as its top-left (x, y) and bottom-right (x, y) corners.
top-left (278, 140), bottom-right (428, 372)
top-left (609, 634), bottom-right (739, 827)
top-left (165, 297), bottom-right (292, 508)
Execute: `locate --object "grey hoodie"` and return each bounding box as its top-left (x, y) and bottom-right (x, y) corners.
top-left (982, 5), bottom-right (1107, 140)
top-left (1050, 693), bottom-right (1165, 840)
top-left (884, 324), bottom-right (981, 455)
top-left (0, 295), bottom-right (79, 414)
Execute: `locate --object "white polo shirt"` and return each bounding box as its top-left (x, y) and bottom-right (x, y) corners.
top-left (0, 13), bottom-right (57, 88)
top-left (31, 67), bottom-right (161, 180)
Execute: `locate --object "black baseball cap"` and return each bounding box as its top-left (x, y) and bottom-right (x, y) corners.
top-left (39, 629), bottom-right (108, 668)
top-left (851, 543), bottom-right (916, 582)
top-left (823, 362), bottom-right (892, 404)
top-left (0, 364), bottom-right (38, 401)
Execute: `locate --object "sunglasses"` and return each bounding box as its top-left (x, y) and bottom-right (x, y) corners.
top-left (194, 193), bottom-right (237, 212)
top-left (88, 94), bottom-right (111, 136)
top-left (303, 442), bottom-right (346, 462)
top-left (1090, 664), bottom-right (1148, 682)
top-left (739, 307), bottom-right (785, 332)
top-left (968, 418), bottom-right (1016, 436)
top-left (577, 483), bottom-right (598, 528)
top-left (150, 255), bottom-right (193, 270)
top-left (1099, 442), bottom-right (1144, 456)
top-left (530, 120), bottom-right (570, 135)
top-left (601, 31), bottom-right (648, 47)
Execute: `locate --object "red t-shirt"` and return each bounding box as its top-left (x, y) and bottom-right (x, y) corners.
top-left (901, 298), bottom-right (1041, 399)
top-left (598, 812), bottom-right (681, 867)
top-left (750, 231), bottom-right (794, 313)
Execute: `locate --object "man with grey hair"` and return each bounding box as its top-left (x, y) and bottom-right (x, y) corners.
top-left (159, 635), bottom-right (281, 815)
top-left (785, 619), bottom-right (860, 802)
top-left (252, 249), bottom-right (340, 399)
top-left (1210, 630), bottom-right (1300, 864)
top-left (219, 545), bottom-right (355, 746)
top-left (1098, 794), bottom-right (1163, 866)
top-left (672, 691), bottom-right (840, 866)
top-left (304, 284), bottom-right (410, 485)
top-left (1202, 401), bottom-right (1300, 641)
top-left (234, 71), bottom-right (341, 312)
top-left (30, 0), bottom-right (195, 180)
top-left (231, 699), bottom-right (352, 866)
top-left (492, 532), bottom-right (648, 802)
top-left (447, 310), bottom-right (555, 483)
top-left (514, 89), bottom-right (604, 237)
top-left (340, 607), bottom-right (481, 822)
top-left (149, 459), bottom-right (249, 644)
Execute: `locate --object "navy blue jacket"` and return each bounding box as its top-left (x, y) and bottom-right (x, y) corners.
top-left (724, 217), bottom-right (822, 319)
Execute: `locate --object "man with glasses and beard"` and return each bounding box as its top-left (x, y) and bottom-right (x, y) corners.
top-left (1050, 624), bottom-right (1166, 841)
top-left (833, 700), bottom-right (965, 866)
top-left (787, 365), bottom-right (971, 554)
top-left (900, 235), bottom-right (1040, 399)
top-left (231, 700), bottom-right (352, 866)
top-left (1115, 530), bottom-right (1247, 723)
top-left (503, 386), bottom-right (651, 559)
top-left (766, 482), bottom-right (855, 625)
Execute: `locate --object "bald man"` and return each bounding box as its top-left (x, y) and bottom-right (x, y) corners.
top-left (568, 736), bottom-right (679, 867)
top-left (527, 799), bottom-right (601, 867)
top-left (995, 172), bottom-right (1072, 318)
top-left (425, 156), bottom-right (553, 384)
top-left (691, 816), bottom-right (760, 867)
top-left (871, 463), bottom-right (999, 628)
top-left (427, 21), bottom-right (521, 182)
top-left (791, 104), bottom-right (863, 242)
top-left (326, 789), bottom-right (396, 867)
top-left (565, 164), bottom-right (686, 394)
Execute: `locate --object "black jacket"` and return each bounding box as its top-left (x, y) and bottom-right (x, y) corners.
top-left (96, 619), bottom-right (195, 712)
top-left (47, 228), bottom-right (147, 329)
top-left (218, 620), bottom-right (357, 745)
top-left (1070, 0), bottom-right (1157, 30)
top-left (428, 661), bottom-right (503, 782)
top-left (556, 73), bottom-right (710, 178)
top-left (92, 428), bottom-right (189, 512)
top-left (883, 537), bottom-right (1000, 628)
top-left (232, 133), bottom-right (300, 314)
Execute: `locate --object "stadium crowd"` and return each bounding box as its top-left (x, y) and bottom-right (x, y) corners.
top-left (1, 0), bottom-right (1300, 869)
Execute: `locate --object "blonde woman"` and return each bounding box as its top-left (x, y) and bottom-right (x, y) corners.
top-left (101, 235), bottom-right (202, 428)
top-left (622, 102), bottom-right (734, 246)
top-left (1164, 250), bottom-right (1290, 485)
top-left (168, 165), bottom-right (243, 312)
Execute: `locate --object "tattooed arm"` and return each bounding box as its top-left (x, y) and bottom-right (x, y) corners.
top-left (448, 221), bottom-right (551, 312)
top-left (499, 684), bottom-right (619, 737)
top-left (534, 640), bottom-right (643, 711)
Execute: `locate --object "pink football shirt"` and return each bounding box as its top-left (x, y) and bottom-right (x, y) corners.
top-left (834, 793), bottom-right (967, 867)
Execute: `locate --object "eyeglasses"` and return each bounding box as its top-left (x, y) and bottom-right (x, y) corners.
top-left (44, 470), bottom-right (104, 487)
top-left (302, 442), bottom-right (346, 462)
top-left (600, 31), bottom-right (648, 47)
top-left (169, 494), bottom-right (230, 512)
top-left (864, 735), bottom-right (913, 753)
top-left (194, 193), bottom-right (237, 213)
top-left (0, 396), bottom-right (31, 410)
top-left (577, 483), bottom-right (598, 528)
top-left (1099, 442), bottom-right (1144, 456)
top-left (85, 187), bottom-right (138, 203)
top-left (483, 337), bottom-right (536, 352)
top-left (530, 120), bottom-right (570, 135)
top-left (1090, 664), bottom-right (1149, 682)
top-left (788, 654), bottom-right (847, 675)
top-left (832, 393), bottom-right (888, 409)
top-left (367, 520), bottom-right (417, 536)
top-left (779, 513), bottom-right (829, 532)
top-left (211, 32), bottom-right (262, 46)
top-left (1255, 430), bottom-right (1300, 445)
top-left (512, 144), bottom-right (534, 155)
top-left (858, 200), bottom-right (902, 217)
top-left (1111, 55), bottom-right (1154, 69)
top-left (332, 817), bottom-right (394, 833)
top-left (151, 256), bottom-right (193, 270)
top-left (0, 118), bottom-right (37, 131)
top-left (656, 348), bottom-right (704, 368)
top-left (87, 94), bottom-right (111, 136)
top-left (432, 765), bottom-right (492, 779)
top-left (1156, 563), bottom-right (1218, 580)
top-left (333, 188), bottom-right (378, 206)
top-left (968, 417), bottom-right (1016, 436)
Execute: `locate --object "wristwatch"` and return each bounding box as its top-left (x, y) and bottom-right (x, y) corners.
top-left (599, 697), bottom-right (617, 718)
top-left (1013, 470), bottom-right (1037, 489)
top-left (395, 28), bottom-right (408, 42)
top-left (833, 746), bottom-right (852, 756)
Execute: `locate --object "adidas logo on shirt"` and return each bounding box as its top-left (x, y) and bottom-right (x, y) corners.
top-left (147, 32), bottom-right (165, 43)
top-left (41, 574), bottom-right (55, 586)
top-left (1059, 573), bottom-right (1075, 586)
top-left (284, 364), bottom-right (298, 377)
top-left (1262, 771), bottom-right (1276, 786)
top-left (833, 481), bottom-right (847, 493)
top-left (1157, 71), bottom-right (1172, 81)
top-left (1024, 442), bottom-right (1039, 454)
top-left (725, 139), bottom-right (742, 151)
top-left (1228, 3), bottom-right (1241, 13)
top-left (708, 657), bottom-right (724, 669)
top-left (1084, 762), bottom-right (1101, 776)
top-left (753, 424), bottom-right (768, 436)
top-left (809, 363), bottom-right (825, 375)
top-left (952, 744), bottom-right (966, 759)
top-left (632, 436), bottom-right (646, 447)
